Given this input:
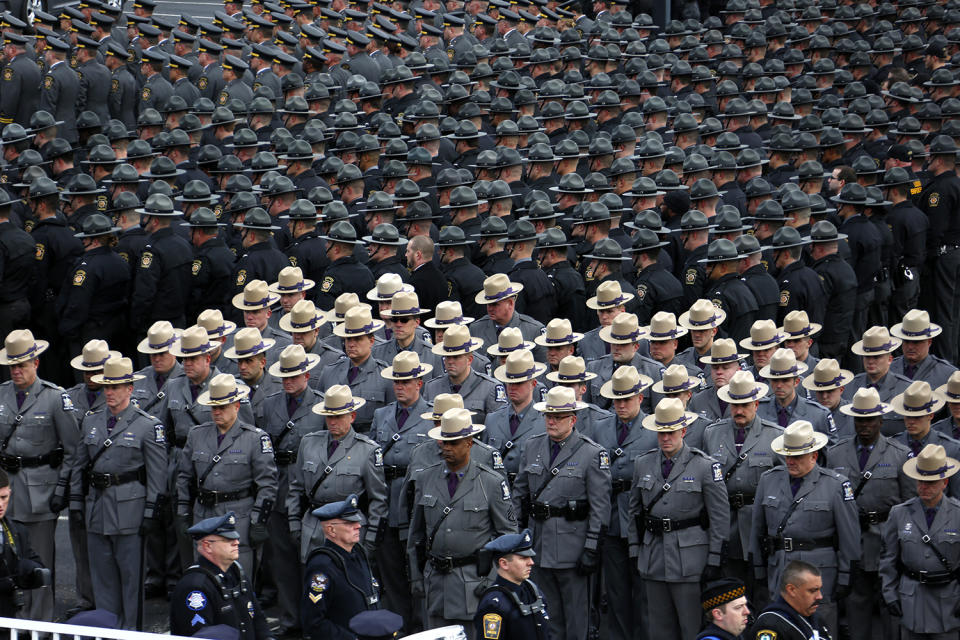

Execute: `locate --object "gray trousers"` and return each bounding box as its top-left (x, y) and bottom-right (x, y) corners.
top-left (87, 532), bottom-right (141, 630)
top-left (643, 579), bottom-right (700, 640)
top-left (603, 535), bottom-right (644, 640)
top-left (931, 249), bottom-right (960, 363)
top-left (69, 511), bottom-right (94, 608)
top-left (534, 566), bottom-right (590, 640)
top-left (847, 569), bottom-right (896, 640)
top-left (16, 519), bottom-right (55, 621)
top-left (375, 526), bottom-right (413, 630)
top-left (266, 511), bottom-right (301, 628)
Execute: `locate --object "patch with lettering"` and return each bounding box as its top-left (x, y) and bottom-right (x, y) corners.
top-left (712, 462), bottom-right (723, 482)
top-left (260, 433), bottom-right (273, 454)
top-left (491, 450), bottom-right (504, 470)
top-left (842, 480), bottom-right (854, 501)
top-left (321, 275), bottom-right (334, 292)
top-left (61, 393), bottom-right (74, 412)
top-left (154, 424), bottom-right (165, 444)
top-left (501, 480), bottom-right (510, 500)
top-left (2, 68), bottom-right (12, 81)
top-left (34, 243), bottom-right (44, 261)
top-left (192, 259), bottom-right (202, 276)
top-left (929, 192), bottom-right (940, 208)
top-left (495, 383), bottom-right (507, 403)
top-left (186, 591), bottom-right (206, 610)
top-left (779, 290), bottom-right (789, 306)
top-left (43, 75), bottom-right (53, 90)
top-left (483, 613), bottom-right (502, 639)
top-left (599, 450), bottom-right (610, 470)
top-left (141, 86), bottom-right (151, 101)
top-left (140, 251), bottom-right (153, 269)
top-left (637, 283), bottom-right (647, 300)
top-left (685, 268), bottom-right (697, 285)
top-left (374, 447), bottom-right (383, 467)
top-left (236, 269), bottom-right (247, 286)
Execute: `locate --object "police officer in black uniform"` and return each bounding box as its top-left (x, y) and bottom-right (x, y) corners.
top-left (502, 219), bottom-right (557, 325)
top-left (185, 207), bottom-right (235, 319)
top-left (473, 529), bottom-right (550, 640)
top-left (764, 227), bottom-right (826, 326)
top-left (0, 468), bottom-right (50, 618)
top-left (437, 225), bottom-right (487, 321)
top-left (700, 238), bottom-right (759, 344)
top-left (538, 228), bottom-right (589, 333)
top-left (805, 222), bottom-right (859, 360)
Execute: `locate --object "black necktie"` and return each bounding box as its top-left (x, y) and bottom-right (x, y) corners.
top-left (662, 457), bottom-right (673, 479)
top-left (910, 439), bottom-right (923, 457)
top-left (348, 366), bottom-right (359, 383)
top-left (451, 384), bottom-right (461, 394)
top-left (718, 398), bottom-right (728, 416)
top-left (86, 390), bottom-right (97, 408)
top-left (447, 472), bottom-right (460, 497)
top-left (155, 372), bottom-right (167, 389)
top-left (904, 363), bottom-right (917, 380)
top-left (106, 415), bottom-right (117, 432)
top-left (617, 421), bottom-right (630, 446)
top-left (286, 394), bottom-right (299, 419)
top-left (550, 442), bottom-right (561, 464)
top-left (327, 439), bottom-right (339, 458)
top-left (735, 426), bottom-right (746, 454)
top-left (926, 507), bottom-right (937, 528)
top-left (397, 407), bottom-right (409, 430)
top-left (790, 477), bottom-right (803, 496)
top-left (509, 414), bottom-right (520, 436)
top-left (385, 327), bottom-right (393, 341)
top-left (777, 405), bottom-right (789, 428)
top-left (190, 384), bottom-right (201, 403)
top-left (858, 445), bottom-right (871, 471)
top-left (15, 390), bottom-right (25, 409)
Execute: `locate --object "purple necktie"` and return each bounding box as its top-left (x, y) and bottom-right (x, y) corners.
top-left (718, 398), bottom-right (728, 417)
top-left (910, 439), bottom-right (923, 457)
top-left (777, 405), bottom-right (789, 428)
top-left (348, 366), bottom-right (360, 383)
top-left (155, 372), bottom-right (167, 389)
top-left (509, 414), bottom-right (520, 436)
top-left (904, 363), bottom-right (917, 380)
top-left (327, 439), bottom-right (339, 458)
top-left (735, 426), bottom-right (746, 454)
top-left (926, 507), bottom-right (937, 528)
top-left (86, 390), bottom-right (97, 408)
top-left (15, 390), bottom-right (25, 409)
top-left (397, 407), bottom-right (409, 430)
top-left (617, 421), bottom-right (630, 446)
top-left (385, 327), bottom-right (393, 341)
top-left (447, 472), bottom-right (460, 497)
top-left (451, 384), bottom-right (461, 394)
top-left (790, 476), bottom-right (803, 496)
top-left (286, 394), bottom-right (299, 418)
top-left (662, 457), bottom-right (673, 479)
top-left (858, 445), bottom-right (871, 471)
top-left (954, 425), bottom-right (960, 442)
top-left (496, 325), bottom-right (504, 336)
top-left (190, 384), bottom-right (201, 403)
top-left (106, 415), bottom-right (117, 432)
top-left (550, 441), bottom-right (561, 464)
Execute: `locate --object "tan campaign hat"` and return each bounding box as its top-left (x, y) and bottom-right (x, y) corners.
top-left (698, 338), bottom-right (747, 365)
top-left (475, 273), bottom-right (523, 305)
top-left (381, 351), bottom-right (433, 380)
top-left (599, 312), bottom-right (647, 344)
top-left (679, 299), bottom-right (726, 331)
top-left (645, 311), bottom-right (688, 341)
top-left (779, 309), bottom-right (821, 339)
top-left (758, 348), bottom-right (809, 379)
top-left (267, 344), bottom-right (320, 378)
top-left (279, 299), bottom-right (328, 333)
top-left (312, 384), bottom-right (366, 416)
top-left (533, 385), bottom-right (587, 413)
top-left (196, 373), bottom-right (251, 406)
top-left (545, 355), bottom-right (597, 384)
top-left (137, 321), bottom-right (181, 354)
top-left (890, 308), bottom-right (943, 341)
top-left (382, 290), bottom-right (429, 317)
top-left (716, 370), bottom-right (769, 404)
top-left (90, 356), bottom-right (146, 385)
top-left (493, 350), bottom-right (547, 384)
top-left (197, 308), bottom-right (237, 338)
top-left (903, 444), bottom-right (960, 481)
top-left (70, 339), bottom-right (121, 371)
top-left (232, 279), bottom-right (280, 311)
top-left (600, 365), bottom-right (653, 400)
top-left (366, 272), bottom-right (412, 302)
top-left (488, 327), bottom-right (535, 357)
top-left (936, 370), bottom-right (960, 402)
top-left (802, 359), bottom-right (854, 392)
top-left (420, 393), bottom-right (476, 421)
top-left (332, 306), bottom-right (386, 338)
top-left (324, 292), bottom-right (370, 325)
top-left (269, 266), bottom-right (315, 294)
top-left (427, 407), bottom-right (485, 440)
top-left (0, 329), bottom-right (49, 365)
top-left (424, 300), bottom-right (474, 329)
top-left (431, 324), bottom-right (483, 356)
top-left (890, 380), bottom-right (946, 417)
top-left (170, 325), bottom-right (219, 358)
top-left (585, 280), bottom-right (634, 310)
top-left (770, 420), bottom-right (829, 456)
top-left (223, 327), bottom-right (276, 359)
top-left (534, 318), bottom-right (584, 347)
top-left (851, 326), bottom-right (902, 356)
top-left (651, 363), bottom-right (701, 395)
top-left (839, 387), bottom-right (892, 418)
top-left (641, 397), bottom-right (698, 432)
top-left (739, 319), bottom-right (785, 351)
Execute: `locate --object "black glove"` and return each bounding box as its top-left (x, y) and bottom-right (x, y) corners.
top-left (249, 522), bottom-right (269, 548)
top-left (68, 510), bottom-right (84, 529)
top-left (886, 600), bottom-right (903, 618)
top-left (576, 548), bottom-right (600, 576)
top-left (139, 517), bottom-right (162, 537)
top-left (833, 583), bottom-right (851, 601)
top-left (0, 577), bottom-right (13, 595)
top-left (49, 493), bottom-right (67, 514)
top-left (701, 564), bottom-right (722, 585)
top-left (17, 568), bottom-right (50, 589)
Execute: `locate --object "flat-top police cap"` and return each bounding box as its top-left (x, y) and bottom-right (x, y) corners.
top-left (701, 578), bottom-right (746, 611)
top-left (349, 610), bottom-right (403, 640)
top-left (188, 512), bottom-right (241, 539)
top-left (312, 494), bottom-right (364, 522)
top-left (484, 528), bottom-right (536, 558)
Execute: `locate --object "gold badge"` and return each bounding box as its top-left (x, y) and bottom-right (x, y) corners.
top-left (73, 270), bottom-right (86, 286)
top-left (34, 243), bottom-right (45, 261)
top-left (482, 614), bottom-right (502, 639)
top-left (321, 276), bottom-right (334, 292)
top-left (43, 75), bottom-right (53, 90)
top-left (218, 91), bottom-right (228, 105)
top-left (118, 251), bottom-right (129, 263)
top-left (198, 76), bottom-right (208, 90)
top-left (636, 283), bottom-right (647, 300)
top-left (140, 251), bottom-right (153, 269)
top-left (141, 86), bottom-right (151, 101)
top-left (685, 268), bottom-right (697, 285)
top-left (2, 68), bottom-right (12, 81)
top-left (192, 259), bottom-right (202, 276)
top-left (779, 290), bottom-right (790, 306)
top-left (96, 195), bottom-right (107, 211)
top-left (929, 192), bottom-right (940, 207)
top-left (236, 269), bottom-right (247, 286)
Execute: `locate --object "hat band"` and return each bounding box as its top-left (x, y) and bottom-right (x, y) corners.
top-left (392, 307), bottom-right (422, 316)
top-left (945, 389), bottom-right (960, 400)
top-left (814, 374), bottom-right (846, 387)
top-left (901, 326), bottom-right (935, 337)
top-left (614, 381), bottom-right (643, 396)
top-left (486, 286), bottom-right (518, 301)
top-left (290, 316), bottom-right (320, 329)
top-left (598, 294), bottom-right (627, 307)
top-left (498, 342), bottom-right (527, 353)
top-left (434, 315), bottom-right (465, 326)
top-left (206, 325), bottom-right (229, 337)
top-left (785, 326), bottom-right (812, 336)
top-left (210, 389), bottom-right (240, 402)
top-left (81, 355), bottom-right (110, 368)
top-left (611, 329), bottom-right (641, 341)
top-left (751, 334), bottom-right (782, 346)
top-left (7, 343), bottom-right (38, 361)
top-left (556, 372), bottom-right (587, 381)
top-left (650, 329), bottom-right (680, 339)
top-left (505, 366), bottom-right (538, 380)
top-left (862, 340), bottom-right (894, 353)
top-left (143, 207), bottom-right (175, 214)
top-left (279, 360), bottom-right (310, 374)
top-left (689, 314), bottom-right (720, 327)
top-left (343, 321), bottom-right (377, 335)
top-left (148, 335), bottom-right (178, 350)
top-left (727, 387), bottom-right (760, 400)
top-left (904, 399), bottom-right (937, 413)
top-left (394, 365), bottom-right (424, 377)
top-left (243, 295), bottom-right (273, 307)
top-left (325, 400), bottom-right (357, 412)
top-left (770, 365), bottom-right (799, 377)
top-left (662, 381), bottom-right (693, 393)
top-left (782, 437), bottom-right (816, 451)
top-left (711, 353), bottom-right (741, 363)
top-left (375, 289), bottom-right (401, 299)
top-left (656, 415), bottom-right (688, 428)
top-left (276, 282), bottom-right (307, 292)
top-left (179, 342), bottom-right (212, 355)
top-left (441, 425), bottom-right (476, 438)
top-left (917, 463), bottom-right (954, 477)
top-left (235, 342), bottom-right (266, 356)
top-left (101, 373), bottom-right (134, 382)
top-left (849, 403), bottom-right (884, 415)
top-left (373, 234), bottom-right (398, 243)
top-left (544, 333), bottom-right (576, 344)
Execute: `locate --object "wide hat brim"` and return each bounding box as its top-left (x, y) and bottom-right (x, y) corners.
top-left (90, 370), bottom-right (147, 385)
top-left (641, 409), bottom-right (698, 432)
top-left (758, 361), bottom-right (810, 379)
top-left (599, 374), bottom-right (654, 399)
top-left (903, 454), bottom-right (960, 481)
top-left (278, 313), bottom-right (326, 333)
top-left (222, 337), bottom-right (276, 360)
top-left (532, 398), bottom-right (588, 412)
top-left (850, 336), bottom-right (902, 356)
top-left (204, 320), bottom-right (238, 338)
top-left (716, 380), bottom-right (769, 404)
top-left (678, 307), bottom-right (727, 330)
top-left (802, 369), bottom-right (855, 391)
top-left (332, 318), bottom-right (386, 338)
top-left (739, 334), bottom-right (786, 351)
top-left (546, 369), bottom-right (597, 383)
top-left (780, 323), bottom-right (823, 338)
top-left (488, 341), bottom-right (535, 357)
top-left (493, 361), bottom-right (548, 383)
top-left (267, 353), bottom-right (321, 378)
top-left (0, 340), bottom-right (50, 365)
top-left (533, 331), bottom-right (584, 347)
top-left (424, 315), bottom-right (475, 329)
top-left (839, 399), bottom-right (892, 417)
top-left (890, 321), bottom-right (944, 340)
top-left (427, 422), bottom-right (486, 440)
top-left (312, 396), bottom-right (367, 416)
top-left (890, 391), bottom-right (947, 417)
top-left (232, 291), bottom-right (281, 310)
top-left (136, 332), bottom-right (182, 353)
top-left (268, 280), bottom-right (316, 294)
top-left (770, 430), bottom-right (829, 455)
top-left (197, 383), bottom-right (251, 406)
top-left (380, 362), bottom-right (434, 380)
top-left (475, 283), bottom-right (524, 305)
top-left (651, 374), bottom-right (701, 395)
top-left (585, 290), bottom-right (635, 309)
top-left (70, 349), bottom-right (122, 371)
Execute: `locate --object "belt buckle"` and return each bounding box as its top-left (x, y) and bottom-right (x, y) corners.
top-left (867, 511), bottom-right (878, 524)
top-left (504, 440), bottom-right (514, 450)
top-left (212, 454), bottom-right (221, 463)
top-left (922, 534), bottom-right (932, 543)
top-left (731, 493), bottom-right (744, 508)
top-left (661, 518), bottom-right (672, 532)
top-left (613, 447), bottom-right (624, 457)
top-left (442, 506), bottom-right (452, 515)
top-left (324, 465), bottom-right (333, 474)
top-left (391, 433), bottom-right (401, 442)
top-left (783, 537), bottom-right (793, 552)
top-left (862, 471), bottom-right (872, 480)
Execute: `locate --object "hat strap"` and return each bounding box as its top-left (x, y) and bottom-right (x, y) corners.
top-left (505, 366), bottom-right (538, 380)
top-left (434, 315), bottom-right (465, 326)
top-left (279, 360), bottom-right (310, 374)
top-left (815, 374), bottom-right (846, 387)
top-left (901, 326), bottom-right (935, 337)
top-left (290, 317), bottom-right (320, 329)
top-left (546, 401), bottom-right (579, 411)
top-left (487, 286), bottom-right (518, 301)
top-left (244, 295), bottom-right (273, 307)
top-left (276, 282), bottom-right (307, 292)
top-left (395, 365), bottom-right (424, 378)
top-left (751, 334), bottom-right (783, 346)
top-left (649, 329), bottom-right (680, 339)
top-left (101, 373), bottom-right (133, 382)
top-left (81, 355), bottom-right (110, 368)
top-left (235, 341), bottom-right (266, 357)
top-left (662, 380), bottom-right (693, 393)
top-left (917, 463), bottom-right (954, 477)
top-left (727, 387), bottom-right (759, 401)
top-left (210, 389), bottom-right (239, 402)
top-left (656, 415), bottom-right (688, 428)
top-left (785, 326), bottom-right (812, 336)
top-left (544, 333), bottom-right (576, 344)
top-left (782, 437), bottom-right (816, 451)
top-left (769, 365), bottom-right (799, 377)
top-left (343, 321), bottom-right (377, 335)
top-left (7, 343), bottom-right (38, 361)
top-left (688, 313), bottom-right (720, 327)
top-left (392, 306), bottom-right (422, 315)
top-left (324, 399), bottom-right (357, 412)
top-left (862, 340), bottom-right (894, 353)
top-left (441, 425), bottom-right (476, 438)
top-left (904, 399), bottom-right (937, 413)
top-left (610, 328), bottom-right (641, 341)
top-left (148, 335), bottom-right (178, 350)
top-left (598, 294), bottom-right (627, 307)
top-left (180, 342), bottom-right (212, 355)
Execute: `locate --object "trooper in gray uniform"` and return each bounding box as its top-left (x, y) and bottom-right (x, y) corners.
top-left (424, 325), bottom-right (506, 424)
top-left (317, 307), bottom-right (394, 435)
top-left (371, 351), bottom-right (434, 630)
top-left (627, 398), bottom-right (730, 640)
top-left (687, 339), bottom-right (751, 422)
top-left (198, 310), bottom-right (240, 378)
top-left (843, 326), bottom-right (912, 436)
top-left (803, 359), bottom-right (856, 441)
top-left (483, 351), bottom-right (548, 483)
top-left (372, 290), bottom-right (444, 373)
top-left (258, 345), bottom-right (325, 638)
top-left (278, 300), bottom-right (345, 386)
top-left (749, 421), bottom-right (862, 639)
top-left (470, 274), bottom-right (547, 363)
top-left (512, 387), bottom-right (611, 640)
top-left (407, 408), bottom-right (517, 634)
top-left (176, 373), bottom-right (278, 578)
top-left (585, 312), bottom-right (663, 411)
top-left (286, 385), bottom-right (387, 562)
top-left (830, 387), bottom-right (911, 640)
top-left (889, 380), bottom-right (960, 498)
top-left (0, 330), bottom-right (79, 621)
top-left (651, 364), bottom-right (712, 450)
top-left (224, 327), bottom-right (282, 422)
top-left (580, 281), bottom-right (635, 360)
top-left (889, 309), bottom-right (958, 390)
top-left (758, 349), bottom-right (836, 439)
top-left (583, 370), bottom-right (655, 640)
top-left (702, 371), bottom-right (783, 592)
top-left (880, 444), bottom-right (960, 640)
top-left (71, 357), bottom-right (167, 630)
top-left (546, 355), bottom-right (615, 441)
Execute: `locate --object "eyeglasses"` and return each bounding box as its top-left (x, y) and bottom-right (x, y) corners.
top-left (392, 316), bottom-right (414, 324)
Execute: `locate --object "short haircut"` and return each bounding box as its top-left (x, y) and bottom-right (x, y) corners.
top-left (409, 234), bottom-right (434, 259)
top-left (780, 560), bottom-right (820, 593)
top-left (835, 166), bottom-right (856, 183)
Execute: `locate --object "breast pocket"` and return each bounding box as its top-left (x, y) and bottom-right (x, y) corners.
top-left (797, 500), bottom-right (832, 531)
top-left (462, 496), bottom-right (488, 530)
top-left (762, 494), bottom-right (781, 523)
top-left (558, 466), bottom-right (586, 497)
top-left (335, 463), bottom-right (363, 494)
top-left (674, 480), bottom-right (704, 511)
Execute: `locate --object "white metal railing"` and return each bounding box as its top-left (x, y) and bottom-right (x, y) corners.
top-left (0, 617), bottom-right (193, 640)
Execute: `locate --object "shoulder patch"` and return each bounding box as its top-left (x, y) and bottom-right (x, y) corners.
top-left (756, 632), bottom-right (777, 640)
top-left (599, 450), bottom-right (610, 470)
top-left (140, 251), bottom-right (153, 269)
top-left (711, 298), bottom-right (723, 310)
top-left (43, 75), bottom-right (53, 90)
top-left (779, 289), bottom-right (790, 306)
top-left (198, 76), bottom-right (208, 90)
top-left (61, 392), bottom-right (74, 412)
top-left (842, 480), bottom-right (854, 501)
top-left (321, 275), bottom-right (334, 292)
top-left (236, 269), bottom-right (247, 286)
top-left (3, 68), bottom-right (12, 81)
top-left (374, 447), bottom-right (383, 467)
top-left (34, 243), bottom-right (45, 261)
top-left (491, 449), bottom-right (504, 470)
top-left (260, 433), bottom-right (273, 454)
top-left (826, 412), bottom-right (836, 433)
top-left (72, 269), bottom-right (86, 286)
top-left (482, 613), bottom-right (502, 640)
top-left (141, 86), bottom-right (151, 101)
top-left (186, 590), bottom-right (206, 611)
top-left (929, 192), bottom-right (940, 208)
top-left (501, 479), bottom-right (510, 501)
top-left (192, 259), bottom-right (202, 276)
top-left (111, 77), bottom-right (119, 93)
top-left (154, 424), bottom-right (165, 444)
top-left (685, 268), bottom-right (697, 285)
top-left (495, 383), bottom-right (507, 403)
top-left (636, 283), bottom-right (647, 300)
top-left (712, 461), bottom-right (723, 482)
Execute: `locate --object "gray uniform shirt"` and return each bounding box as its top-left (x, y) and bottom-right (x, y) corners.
top-left (422, 369), bottom-right (506, 425)
top-left (483, 400), bottom-right (545, 479)
top-left (372, 396), bottom-right (433, 528)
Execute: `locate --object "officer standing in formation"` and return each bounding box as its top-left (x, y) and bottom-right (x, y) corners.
top-left (0, 468), bottom-right (49, 618)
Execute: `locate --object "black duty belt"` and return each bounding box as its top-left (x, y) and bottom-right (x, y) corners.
top-left (531, 500), bottom-right (589, 521)
top-left (429, 552), bottom-right (477, 573)
top-left (859, 509), bottom-right (890, 527)
top-left (85, 468), bottom-right (144, 490)
top-left (274, 450), bottom-right (297, 466)
top-left (197, 486), bottom-right (253, 507)
top-left (0, 448), bottom-right (64, 472)
top-left (729, 492), bottom-right (755, 510)
top-left (507, 472), bottom-right (517, 484)
top-left (899, 562), bottom-right (956, 585)
top-left (765, 535), bottom-right (836, 552)
top-left (383, 465), bottom-right (407, 481)
top-left (644, 515), bottom-right (703, 534)
top-left (611, 478), bottom-right (632, 494)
